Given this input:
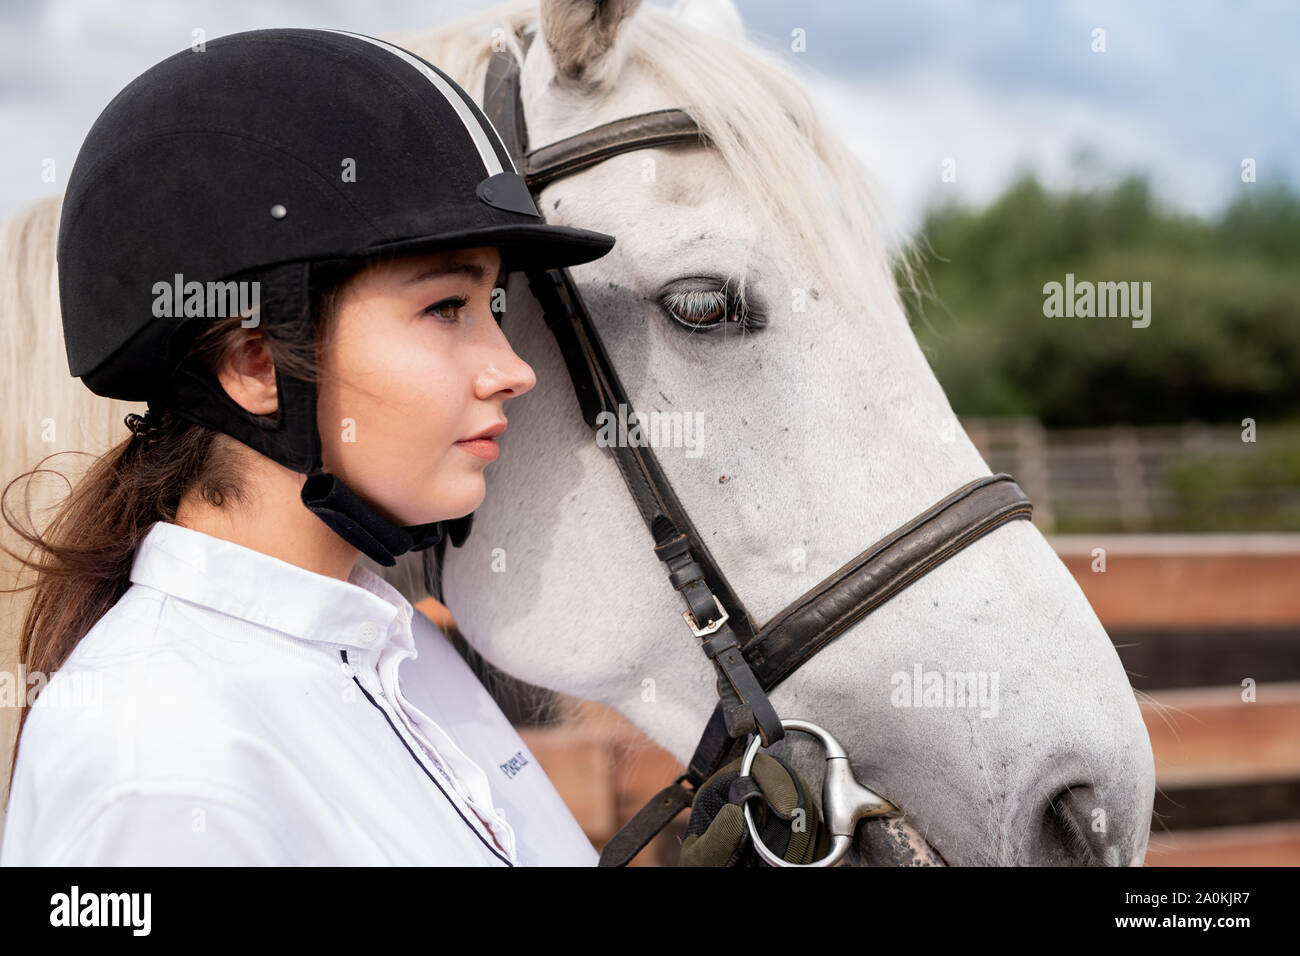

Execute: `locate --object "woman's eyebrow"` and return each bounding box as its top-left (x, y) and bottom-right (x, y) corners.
top-left (402, 262), bottom-right (487, 285)
top-left (402, 261), bottom-right (510, 289)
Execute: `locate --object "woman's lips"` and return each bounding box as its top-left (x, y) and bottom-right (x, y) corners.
top-left (455, 437), bottom-right (500, 461)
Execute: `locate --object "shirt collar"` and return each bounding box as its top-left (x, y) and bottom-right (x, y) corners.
top-left (129, 521), bottom-right (416, 656)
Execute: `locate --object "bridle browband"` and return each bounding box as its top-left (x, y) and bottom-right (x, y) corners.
top-left (425, 38), bottom-right (1034, 866)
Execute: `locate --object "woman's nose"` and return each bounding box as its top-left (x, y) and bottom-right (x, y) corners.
top-left (478, 327), bottom-right (536, 399)
top-left (502, 349), bottom-right (537, 398)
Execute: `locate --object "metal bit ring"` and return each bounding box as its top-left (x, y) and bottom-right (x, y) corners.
top-left (739, 717), bottom-right (899, 867)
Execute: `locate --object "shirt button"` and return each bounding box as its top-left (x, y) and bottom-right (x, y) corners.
top-left (357, 621), bottom-right (380, 643)
top-left (340, 662), bottom-right (355, 678)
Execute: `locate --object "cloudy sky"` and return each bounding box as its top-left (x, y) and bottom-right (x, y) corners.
top-left (2, 0), bottom-right (1295, 234)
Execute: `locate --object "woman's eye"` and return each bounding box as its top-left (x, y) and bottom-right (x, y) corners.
top-left (660, 286), bottom-right (765, 333)
top-left (423, 295), bottom-right (469, 321)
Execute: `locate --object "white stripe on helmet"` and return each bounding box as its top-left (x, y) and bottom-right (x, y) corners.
top-left (323, 29), bottom-right (514, 177)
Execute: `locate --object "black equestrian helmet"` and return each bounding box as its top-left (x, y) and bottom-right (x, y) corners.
top-left (55, 27), bottom-right (617, 566)
top-left (58, 27), bottom-right (616, 402)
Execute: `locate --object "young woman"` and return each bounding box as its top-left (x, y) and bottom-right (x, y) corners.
top-left (0, 28), bottom-right (616, 866)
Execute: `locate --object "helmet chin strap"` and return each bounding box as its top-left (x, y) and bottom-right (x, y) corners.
top-left (299, 471), bottom-right (443, 567)
top-left (162, 260), bottom-right (455, 568)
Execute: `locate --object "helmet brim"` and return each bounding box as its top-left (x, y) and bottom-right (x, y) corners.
top-left (357, 221), bottom-right (616, 274)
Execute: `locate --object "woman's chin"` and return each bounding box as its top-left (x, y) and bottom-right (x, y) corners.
top-left (418, 483), bottom-right (486, 527)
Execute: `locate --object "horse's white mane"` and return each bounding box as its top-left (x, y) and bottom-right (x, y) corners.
top-left (385, 0), bottom-right (910, 314)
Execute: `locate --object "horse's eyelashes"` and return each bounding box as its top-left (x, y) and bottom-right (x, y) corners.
top-left (664, 289), bottom-right (726, 321)
top-left (660, 286), bottom-right (760, 333)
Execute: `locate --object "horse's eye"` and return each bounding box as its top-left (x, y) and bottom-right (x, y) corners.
top-left (660, 282), bottom-right (766, 333)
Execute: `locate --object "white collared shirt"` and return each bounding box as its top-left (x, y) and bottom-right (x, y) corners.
top-left (0, 521), bottom-right (596, 866)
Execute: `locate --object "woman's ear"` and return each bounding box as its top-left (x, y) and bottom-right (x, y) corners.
top-left (217, 329), bottom-right (279, 416)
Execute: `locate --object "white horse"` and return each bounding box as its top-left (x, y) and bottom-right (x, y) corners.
top-left (392, 0), bottom-right (1155, 866)
top-left (0, 0), bottom-right (1154, 865)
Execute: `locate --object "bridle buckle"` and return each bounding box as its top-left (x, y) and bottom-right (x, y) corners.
top-left (683, 594), bottom-right (729, 637)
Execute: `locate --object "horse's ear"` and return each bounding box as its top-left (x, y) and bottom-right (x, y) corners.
top-left (537, 0), bottom-right (642, 89)
top-left (670, 0), bottom-right (745, 40)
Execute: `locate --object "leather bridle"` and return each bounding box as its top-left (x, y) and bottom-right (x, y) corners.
top-left (424, 38), bottom-right (1034, 866)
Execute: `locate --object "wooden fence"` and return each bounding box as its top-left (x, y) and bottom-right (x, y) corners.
top-left (961, 417), bottom-right (1292, 533)
top-left (1053, 536), bottom-right (1300, 866)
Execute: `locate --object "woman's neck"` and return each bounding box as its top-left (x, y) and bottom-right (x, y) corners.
top-left (174, 448), bottom-right (360, 582)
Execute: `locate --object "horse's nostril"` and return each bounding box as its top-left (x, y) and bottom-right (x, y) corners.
top-left (1045, 785), bottom-right (1114, 866)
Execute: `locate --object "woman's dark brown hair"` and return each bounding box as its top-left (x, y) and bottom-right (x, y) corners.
top-left (1, 262), bottom-right (364, 797)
